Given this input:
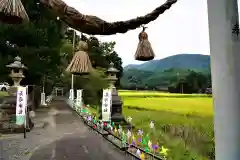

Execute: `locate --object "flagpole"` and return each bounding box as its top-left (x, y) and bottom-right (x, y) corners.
top-left (24, 85), bottom-right (28, 139)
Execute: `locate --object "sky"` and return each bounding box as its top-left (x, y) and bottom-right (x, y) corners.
top-left (63, 0), bottom-right (210, 66)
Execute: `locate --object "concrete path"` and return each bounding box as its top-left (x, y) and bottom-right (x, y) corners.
top-left (0, 97), bottom-right (132, 160)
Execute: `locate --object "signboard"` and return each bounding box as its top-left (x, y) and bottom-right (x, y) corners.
top-left (16, 86), bottom-right (27, 125)
top-left (101, 89), bottom-right (112, 122)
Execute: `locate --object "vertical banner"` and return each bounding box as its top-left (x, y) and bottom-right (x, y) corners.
top-left (76, 89), bottom-right (83, 111)
top-left (76, 89), bottom-right (82, 104)
top-left (69, 89), bottom-right (74, 100)
top-left (69, 89), bottom-right (74, 108)
top-left (41, 92), bottom-right (46, 106)
top-left (101, 89), bottom-right (112, 122)
top-left (16, 86), bottom-right (27, 125)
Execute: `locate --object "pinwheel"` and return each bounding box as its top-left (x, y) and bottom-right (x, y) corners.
top-left (131, 134), bottom-right (136, 146)
top-left (127, 116), bottom-right (132, 123)
top-left (160, 146), bottom-right (169, 158)
top-left (121, 131), bottom-right (127, 148)
top-left (140, 152), bottom-right (145, 160)
top-left (127, 129), bottom-right (132, 141)
top-left (136, 149), bottom-right (141, 157)
top-left (148, 140), bottom-right (153, 150)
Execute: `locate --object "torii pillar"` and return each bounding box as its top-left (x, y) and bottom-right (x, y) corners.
top-left (207, 0), bottom-right (240, 159)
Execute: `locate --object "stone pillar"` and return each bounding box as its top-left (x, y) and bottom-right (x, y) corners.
top-left (207, 0), bottom-right (240, 159)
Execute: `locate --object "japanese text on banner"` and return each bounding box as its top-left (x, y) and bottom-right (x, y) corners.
top-left (16, 87), bottom-right (27, 125)
top-left (76, 89), bottom-right (82, 101)
top-left (76, 89), bottom-right (83, 107)
top-left (101, 89), bottom-right (112, 121)
top-left (16, 87), bottom-right (27, 116)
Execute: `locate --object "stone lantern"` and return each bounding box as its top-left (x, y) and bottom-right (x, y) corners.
top-left (6, 56), bottom-right (27, 96)
top-left (104, 63), bottom-right (131, 127)
top-left (106, 62), bottom-right (118, 88)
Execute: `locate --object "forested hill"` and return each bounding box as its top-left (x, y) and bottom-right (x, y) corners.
top-left (124, 54), bottom-right (210, 72)
top-left (121, 54), bottom-right (211, 91)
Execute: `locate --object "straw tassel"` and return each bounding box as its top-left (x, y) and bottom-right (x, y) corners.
top-left (0, 0), bottom-right (29, 24)
top-left (66, 40), bottom-right (93, 75)
top-left (134, 27), bottom-right (155, 61)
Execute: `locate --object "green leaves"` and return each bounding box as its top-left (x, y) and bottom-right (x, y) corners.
top-left (121, 68), bottom-right (211, 93)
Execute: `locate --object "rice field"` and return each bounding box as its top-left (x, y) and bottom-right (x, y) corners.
top-left (121, 98), bottom-right (213, 117)
top-left (88, 90), bottom-right (214, 159)
top-left (119, 90), bottom-right (210, 98)
top-left (119, 90), bottom-right (214, 160)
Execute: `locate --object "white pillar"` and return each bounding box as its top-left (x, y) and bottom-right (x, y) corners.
top-left (207, 0), bottom-right (240, 159)
top-left (41, 92), bottom-right (46, 106)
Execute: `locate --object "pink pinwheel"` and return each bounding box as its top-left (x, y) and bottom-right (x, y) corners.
top-left (104, 122), bottom-right (107, 127)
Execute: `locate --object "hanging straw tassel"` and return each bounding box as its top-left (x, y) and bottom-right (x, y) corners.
top-left (134, 26), bottom-right (155, 61)
top-left (0, 0), bottom-right (29, 24)
top-left (66, 40), bottom-right (93, 75)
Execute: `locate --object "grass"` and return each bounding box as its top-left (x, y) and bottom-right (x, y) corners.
top-left (123, 108), bottom-right (213, 160)
top-left (119, 91), bottom-right (214, 160)
top-left (0, 91), bottom-right (8, 97)
top-left (89, 90), bottom-right (214, 159)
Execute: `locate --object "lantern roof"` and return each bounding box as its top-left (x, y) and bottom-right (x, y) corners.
top-left (107, 62), bottom-right (118, 73)
top-left (6, 56), bottom-right (27, 69)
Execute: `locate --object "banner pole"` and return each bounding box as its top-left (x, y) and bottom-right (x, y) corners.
top-left (24, 85), bottom-right (28, 139)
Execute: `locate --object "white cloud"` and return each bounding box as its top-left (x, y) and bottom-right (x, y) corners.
top-left (63, 0), bottom-right (210, 66)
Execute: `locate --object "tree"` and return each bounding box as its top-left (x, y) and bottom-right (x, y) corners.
top-left (104, 43), bottom-right (123, 88)
top-left (121, 68), bottom-right (211, 93)
top-left (59, 35), bottom-right (123, 105)
top-left (0, 0), bottom-right (66, 95)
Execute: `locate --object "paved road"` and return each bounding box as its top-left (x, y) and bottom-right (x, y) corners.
top-left (1, 98), bottom-right (132, 160)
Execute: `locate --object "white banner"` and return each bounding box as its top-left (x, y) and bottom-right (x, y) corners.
top-left (75, 89), bottom-right (83, 111)
top-left (69, 89), bottom-right (74, 100)
top-left (101, 89), bottom-right (112, 122)
top-left (16, 86), bottom-right (27, 125)
top-left (16, 87), bottom-right (27, 116)
top-left (41, 92), bottom-right (46, 105)
top-left (76, 89), bottom-right (82, 104)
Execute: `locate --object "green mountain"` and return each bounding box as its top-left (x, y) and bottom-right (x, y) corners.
top-left (124, 54), bottom-right (210, 72)
top-left (121, 54), bottom-right (211, 90)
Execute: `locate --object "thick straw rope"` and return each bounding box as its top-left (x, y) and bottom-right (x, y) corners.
top-left (40, 0), bottom-right (177, 35)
